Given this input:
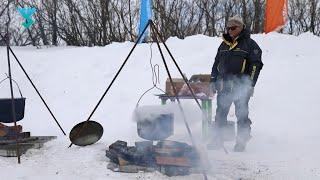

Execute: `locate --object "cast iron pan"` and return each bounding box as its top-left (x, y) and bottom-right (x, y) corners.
top-left (69, 121), bottom-right (103, 146)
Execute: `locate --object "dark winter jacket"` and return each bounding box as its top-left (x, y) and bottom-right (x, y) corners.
top-left (211, 28), bottom-right (263, 89)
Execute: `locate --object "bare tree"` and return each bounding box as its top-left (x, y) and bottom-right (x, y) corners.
top-left (252, 0), bottom-right (265, 33)
top-left (0, 0), bottom-right (319, 46)
top-left (309, 0), bottom-right (318, 34)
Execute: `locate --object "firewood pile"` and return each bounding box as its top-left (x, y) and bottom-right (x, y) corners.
top-left (0, 123), bottom-right (56, 157)
top-left (106, 140), bottom-right (201, 176)
top-left (0, 123), bottom-right (29, 140)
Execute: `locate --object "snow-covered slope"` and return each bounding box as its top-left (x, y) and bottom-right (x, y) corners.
top-left (0, 32), bottom-right (319, 179)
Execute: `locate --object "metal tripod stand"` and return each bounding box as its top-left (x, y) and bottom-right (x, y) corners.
top-left (0, 33), bottom-right (66, 164)
top-left (69, 20), bottom-right (209, 180)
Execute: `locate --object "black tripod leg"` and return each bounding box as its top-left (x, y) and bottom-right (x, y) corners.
top-left (150, 21), bottom-right (203, 110)
top-left (6, 36), bottom-right (21, 164)
top-left (7, 46), bottom-right (67, 136)
top-left (151, 20), bottom-right (213, 143)
top-left (150, 22), bottom-right (195, 141)
top-left (150, 21), bottom-right (208, 180)
top-left (0, 32), bottom-right (67, 135)
top-left (68, 20), bottom-right (151, 148)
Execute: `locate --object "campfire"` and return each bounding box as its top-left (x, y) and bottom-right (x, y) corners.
top-left (106, 140), bottom-right (201, 176)
top-left (106, 105), bottom-right (202, 176)
top-left (0, 77), bottom-right (56, 158)
top-left (0, 123), bottom-right (56, 157)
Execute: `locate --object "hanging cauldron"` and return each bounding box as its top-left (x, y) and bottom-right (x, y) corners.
top-left (0, 77), bottom-right (26, 123)
top-left (0, 98), bottom-right (26, 123)
top-left (137, 113), bottom-right (174, 141)
top-left (134, 105), bottom-right (174, 141)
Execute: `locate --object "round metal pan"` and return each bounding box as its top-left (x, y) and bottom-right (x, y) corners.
top-left (69, 121), bottom-right (103, 146)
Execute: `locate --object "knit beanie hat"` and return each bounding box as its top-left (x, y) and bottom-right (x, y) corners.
top-left (227, 15), bottom-right (244, 27)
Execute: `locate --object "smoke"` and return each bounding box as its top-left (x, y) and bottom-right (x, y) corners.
top-left (132, 104), bottom-right (177, 141)
top-left (132, 104), bottom-right (176, 123)
top-left (128, 72), bottom-right (320, 179)
top-left (161, 75), bottom-right (260, 178)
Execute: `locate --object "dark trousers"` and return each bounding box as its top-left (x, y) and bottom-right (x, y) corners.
top-left (215, 83), bottom-right (252, 136)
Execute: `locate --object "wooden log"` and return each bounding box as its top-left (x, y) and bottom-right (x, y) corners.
top-left (155, 156), bottom-right (190, 167)
top-left (0, 136), bottom-right (56, 157)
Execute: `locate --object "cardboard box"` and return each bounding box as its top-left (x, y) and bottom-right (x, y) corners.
top-left (179, 74), bottom-right (212, 97)
top-left (189, 74), bottom-right (211, 83)
top-left (165, 78), bottom-right (185, 96)
top-left (165, 74), bottom-right (212, 97)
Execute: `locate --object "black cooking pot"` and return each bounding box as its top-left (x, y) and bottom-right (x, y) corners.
top-left (0, 77), bottom-right (26, 123)
top-left (137, 113), bottom-right (174, 141)
top-left (0, 98), bottom-right (26, 123)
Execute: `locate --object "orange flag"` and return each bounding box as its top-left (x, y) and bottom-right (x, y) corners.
top-left (264, 0), bottom-right (288, 33)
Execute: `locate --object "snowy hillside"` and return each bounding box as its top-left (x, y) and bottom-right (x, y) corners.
top-left (0, 32), bottom-right (320, 180)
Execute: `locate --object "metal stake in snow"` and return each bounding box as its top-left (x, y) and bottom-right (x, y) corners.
top-left (17, 7), bottom-right (36, 29)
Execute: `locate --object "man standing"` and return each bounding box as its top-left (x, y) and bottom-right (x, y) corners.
top-left (209, 16), bottom-right (263, 152)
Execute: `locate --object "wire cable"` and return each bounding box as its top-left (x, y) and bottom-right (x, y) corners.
top-left (136, 43), bottom-right (165, 107)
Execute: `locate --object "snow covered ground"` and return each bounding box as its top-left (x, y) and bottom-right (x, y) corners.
top-left (0, 32), bottom-right (320, 180)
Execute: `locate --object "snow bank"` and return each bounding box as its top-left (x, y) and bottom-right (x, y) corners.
top-left (0, 32), bottom-right (320, 179)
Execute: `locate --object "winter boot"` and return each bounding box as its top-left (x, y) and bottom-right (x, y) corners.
top-left (233, 127), bottom-right (251, 152)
